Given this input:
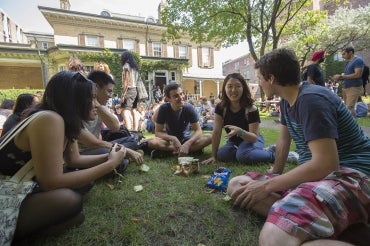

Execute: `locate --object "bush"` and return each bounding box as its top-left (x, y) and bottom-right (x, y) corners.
top-left (0, 89), bottom-right (43, 103)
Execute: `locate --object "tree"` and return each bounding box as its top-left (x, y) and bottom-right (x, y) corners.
top-left (161, 0), bottom-right (312, 61)
top-left (284, 3), bottom-right (370, 77)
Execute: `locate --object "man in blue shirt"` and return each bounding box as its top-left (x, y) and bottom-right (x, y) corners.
top-left (228, 48), bottom-right (370, 245)
top-left (148, 83), bottom-right (211, 158)
top-left (333, 46), bottom-right (365, 116)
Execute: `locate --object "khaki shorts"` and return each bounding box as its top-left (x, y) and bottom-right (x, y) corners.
top-left (343, 86), bottom-right (363, 109)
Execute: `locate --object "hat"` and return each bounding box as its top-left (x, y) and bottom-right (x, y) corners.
top-left (311, 50), bottom-right (325, 61)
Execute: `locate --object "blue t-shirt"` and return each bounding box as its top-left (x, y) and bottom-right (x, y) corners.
top-left (343, 56), bottom-right (364, 88)
top-left (280, 83), bottom-right (370, 175)
top-left (156, 102), bottom-right (198, 140)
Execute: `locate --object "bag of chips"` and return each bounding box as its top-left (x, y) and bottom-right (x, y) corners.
top-left (206, 167), bottom-right (232, 191)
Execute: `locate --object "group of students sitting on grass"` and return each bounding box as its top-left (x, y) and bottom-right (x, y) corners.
top-left (0, 48), bottom-right (369, 245)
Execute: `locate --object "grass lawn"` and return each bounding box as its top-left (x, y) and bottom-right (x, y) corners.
top-left (29, 123), bottom-right (292, 246)
top-left (30, 114), bottom-right (370, 245)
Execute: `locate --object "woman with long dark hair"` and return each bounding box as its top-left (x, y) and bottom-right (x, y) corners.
top-left (202, 73), bottom-right (275, 165)
top-left (0, 71), bottom-right (126, 244)
top-left (1, 93), bottom-right (39, 136)
top-left (121, 51), bottom-right (140, 130)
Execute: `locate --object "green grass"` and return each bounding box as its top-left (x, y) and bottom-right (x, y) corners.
top-left (29, 125), bottom-right (294, 246)
top-left (29, 115), bottom-right (369, 245)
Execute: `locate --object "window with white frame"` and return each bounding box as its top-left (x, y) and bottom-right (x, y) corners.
top-left (202, 47), bottom-right (210, 67)
top-left (243, 71), bottom-right (250, 80)
top-left (179, 45), bottom-right (187, 59)
top-left (243, 58), bottom-right (249, 66)
top-left (170, 71), bottom-right (176, 82)
top-left (153, 42), bottom-right (162, 57)
top-left (41, 42), bottom-right (48, 50)
top-left (123, 39), bottom-right (135, 51)
top-left (234, 62), bottom-right (240, 70)
top-left (86, 35), bottom-right (99, 47)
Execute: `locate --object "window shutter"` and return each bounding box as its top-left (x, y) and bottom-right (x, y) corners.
top-left (163, 43), bottom-right (167, 57)
top-left (210, 47), bottom-right (214, 68)
top-left (148, 41), bottom-right (153, 56)
top-left (99, 36), bottom-right (104, 47)
top-left (116, 38), bottom-right (123, 49)
top-left (188, 45), bottom-right (192, 66)
top-left (174, 45), bottom-right (179, 58)
top-left (135, 40), bottom-right (140, 53)
top-left (197, 47), bottom-right (202, 67)
top-left (78, 34), bottom-right (85, 46)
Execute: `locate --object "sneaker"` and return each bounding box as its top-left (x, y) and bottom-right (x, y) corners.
top-left (138, 140), bottom-right (151, 155)
top-left (115, 158), bottom-right (129, 173)
top-left (287, 151), bottom-right (299, 164)
top-left (150, 149), bottom-right (172, 159)
top-left (264, 144), bottom-right (276, 153)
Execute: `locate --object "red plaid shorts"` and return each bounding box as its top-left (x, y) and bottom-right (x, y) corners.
top-left (246, 167), bottom-right (370, 241)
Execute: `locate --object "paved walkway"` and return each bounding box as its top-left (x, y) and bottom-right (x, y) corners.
top-left (261, 120), bottom-right (370, 137)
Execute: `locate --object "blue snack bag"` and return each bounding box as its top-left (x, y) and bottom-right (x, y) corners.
top-left (206, 167), bottom-right (232, 191)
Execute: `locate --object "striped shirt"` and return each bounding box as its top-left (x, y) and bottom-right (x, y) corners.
top-left (280, 83), bottom-right (370, 175)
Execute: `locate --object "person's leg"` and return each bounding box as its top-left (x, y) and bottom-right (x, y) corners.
top-left (216, 141), bottom-right (237, 162)
top-left (148, 137), bottom-right (176, 152)
top-left (344, 87), bottom-right (363, 117)
top-left (112, 136), bottom-right (139, 150)
top-left (131, 109), bottom-right (139, 131)
top-left (188, 134), bottom-right (212, 152)
top-left (122, 109), bottom-right (133, 130)
top-left (227, 174), bottom-right (280, 216)
top-left (14, 189), bottom-right (84, 241)
top-left (260, 223), bottom-right (354, 246)
top-left (236, 135), bottom-right (274, 164)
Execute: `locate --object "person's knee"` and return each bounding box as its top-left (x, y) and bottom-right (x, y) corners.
top-left (259, 222), bottom-right (301, 246)
top-left (56, 189), bottom-right (83, 214)
top-left (227, 175), bottom-right (252, 196)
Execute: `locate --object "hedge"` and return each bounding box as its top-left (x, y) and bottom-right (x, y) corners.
top-left (0, 89), bottom-right (43, 103)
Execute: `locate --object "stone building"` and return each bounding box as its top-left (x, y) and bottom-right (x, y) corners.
top-left (0, 0), bottom-right (224, 101)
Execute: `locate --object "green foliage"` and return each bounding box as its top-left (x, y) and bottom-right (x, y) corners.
top-left (80, 50), bottom-right (188, 96)
top-left (162, 0), bottom-right (312, 60)
top-left (284, 3), bottom-right (370, 72)
top-left (0, 89), bottom-right (43, 103)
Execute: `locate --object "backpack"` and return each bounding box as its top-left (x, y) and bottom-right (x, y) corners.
top-left (362, 65), bottom-right (369, 85)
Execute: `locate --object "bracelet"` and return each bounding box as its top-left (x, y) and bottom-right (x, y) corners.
top-left (238, 129), bottom-right (246, 137)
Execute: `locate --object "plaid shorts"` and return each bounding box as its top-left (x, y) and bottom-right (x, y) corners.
top-left (246, 167), bottom-right (370, 241)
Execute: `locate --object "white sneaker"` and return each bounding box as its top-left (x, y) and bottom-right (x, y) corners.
top-left (264, 144), bottom-right (276, 153)
top-left (287, 151), bottom-right (299, 164)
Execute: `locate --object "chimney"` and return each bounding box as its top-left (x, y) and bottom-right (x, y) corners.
top-left (60, 0), bottom-right (71, 10)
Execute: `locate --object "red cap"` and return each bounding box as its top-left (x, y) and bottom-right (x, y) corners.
top-left (311, 50), bottom-right (325, 61)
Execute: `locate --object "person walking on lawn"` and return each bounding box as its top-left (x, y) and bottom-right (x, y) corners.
top-left (148, 83), bottom-right (211, 158)
top-left (227, 48), bottom-right (370, 246)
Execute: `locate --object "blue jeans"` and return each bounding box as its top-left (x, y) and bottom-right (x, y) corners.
top-left (217, 135), bottom-right (274, 164)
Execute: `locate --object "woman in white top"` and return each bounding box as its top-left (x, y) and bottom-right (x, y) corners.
top-left (121, 51), bottom-right (140, 130)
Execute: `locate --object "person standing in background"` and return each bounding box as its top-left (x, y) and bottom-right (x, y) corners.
top-left (333, 46), bottom-right (365, 116)
top-left (302, 50), bottom-right (326, 86)
top-left (121, 51), bottom-right (139, 131)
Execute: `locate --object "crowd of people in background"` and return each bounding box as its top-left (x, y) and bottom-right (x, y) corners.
top-left (1, 46), bottom-right (370, 245)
